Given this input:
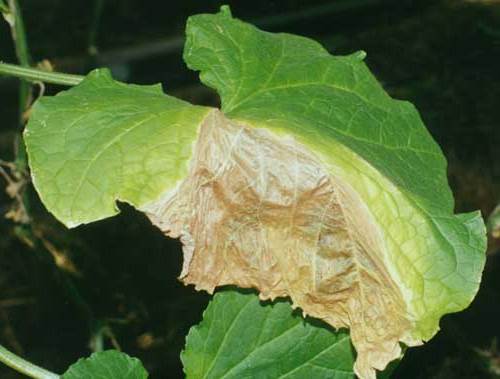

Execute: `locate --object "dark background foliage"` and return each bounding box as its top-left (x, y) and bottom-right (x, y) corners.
top-left (0, 0), bottom-right (499, 378)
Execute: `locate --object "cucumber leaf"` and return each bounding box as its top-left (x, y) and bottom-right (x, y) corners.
top-left (182, 290), bottom-right (355, 379)
top-left (62, 350), bottom-right (148, 379)
top-left (23, 6), bottom-right (487, 379)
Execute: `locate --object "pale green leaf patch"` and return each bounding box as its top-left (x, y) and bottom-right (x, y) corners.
top-left (24, 69), bottom-right (210, 227)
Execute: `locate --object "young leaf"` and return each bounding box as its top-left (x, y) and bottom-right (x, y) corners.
top-left (23, 6), bottom-right (487, 379)
top-left (62, 350), bottom-right (148, 379)
top-left (182, 290), bottom-right (355, 379)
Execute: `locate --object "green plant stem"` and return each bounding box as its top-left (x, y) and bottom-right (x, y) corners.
top-left (3, 0), bottom-right (32, 189)
top-left (0, 344), bottom-right (59, 379)
top-left (0, 62), bottom-right (83, 86)
top-left (7, 0), bottom-right (32, 67)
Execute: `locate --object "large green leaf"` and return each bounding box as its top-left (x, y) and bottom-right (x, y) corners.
top-left (23, 6), bottom-right (487, 379)
top-left (182, 290), bottom-right (355, 379)
top-left (62, 350), bottom-right (148, 379)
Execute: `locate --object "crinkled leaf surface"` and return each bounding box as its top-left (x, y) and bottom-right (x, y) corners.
top-left (182, 290), bottom-right (355, 379)
top-left (24, 6), bottom-right (487, 379)
top-left (142, 108), bottom-right (411, 378)
top-left (62, 350), bottom-right (148, 379)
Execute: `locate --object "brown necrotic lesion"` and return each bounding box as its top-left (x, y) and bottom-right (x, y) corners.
top-left (141, 109), bottom-right (416, 379)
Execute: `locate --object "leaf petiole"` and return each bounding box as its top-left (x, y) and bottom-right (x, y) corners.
top-left (0, 344), bottom-right (60, 379)
top-left (0, 62), bottom-right (83, 86)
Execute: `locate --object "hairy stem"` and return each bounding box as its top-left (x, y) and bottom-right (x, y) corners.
top-left (0, 62), bottom-right (83, 86)
top-left (0, 344), bottom-right (59, 379)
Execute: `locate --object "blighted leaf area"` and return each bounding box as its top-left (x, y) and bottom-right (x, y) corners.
top-left (142, 109), bottom-right (416, 378)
